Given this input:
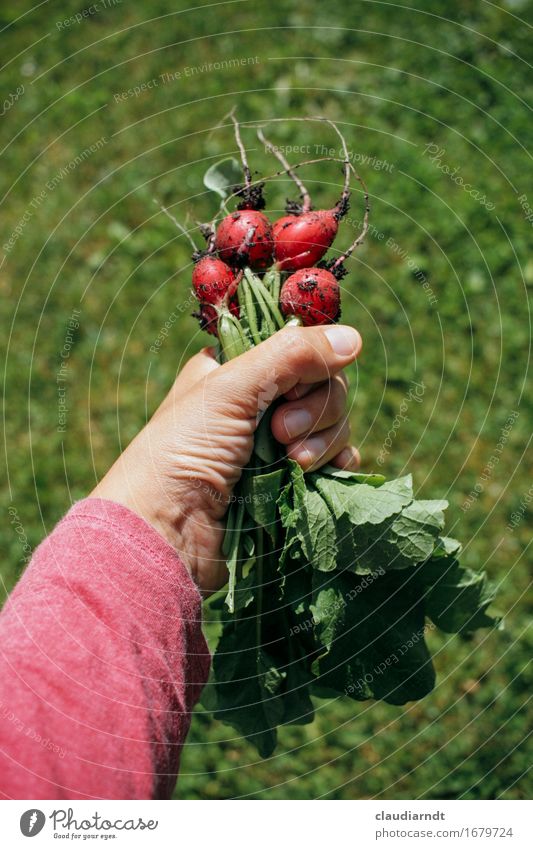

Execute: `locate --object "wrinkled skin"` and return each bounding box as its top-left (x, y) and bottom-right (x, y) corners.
top-left (93, 325), bottom-right (362, 595)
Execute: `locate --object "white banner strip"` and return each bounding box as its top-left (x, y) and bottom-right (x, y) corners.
top-left (1, 799), bottom-right (531, 848)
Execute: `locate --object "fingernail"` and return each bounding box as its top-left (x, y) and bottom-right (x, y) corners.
top-left (325, 326), bottom-right (361, 357)
top-left (283, 408), bottom-right (313, 439)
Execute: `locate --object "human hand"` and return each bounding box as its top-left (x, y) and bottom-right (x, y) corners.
top-left (92, 324), bottom-right (362, 596)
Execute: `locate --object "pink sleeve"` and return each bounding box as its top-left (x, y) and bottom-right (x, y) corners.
top-left (0, 498), bottom-right (211, 800)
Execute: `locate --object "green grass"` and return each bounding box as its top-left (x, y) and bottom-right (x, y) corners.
top-left (1, 0), bottom-right (531, 799)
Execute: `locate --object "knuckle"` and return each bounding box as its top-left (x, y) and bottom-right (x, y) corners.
top-left (333, 375), bottom-right (349, 406)
top-left (321, 381), bottom-right (347, 425)
top-left (341, 417), bottom-right (351, 441)
top-left (338, 370), bottom-right (349, 390)
top-left (278, 325), bottom-right (306, 352)
top-left (278, 326), bottom-right (318, 370)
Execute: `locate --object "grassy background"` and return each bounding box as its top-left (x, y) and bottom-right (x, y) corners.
top-left (1, 0), bottom-right (531, 799)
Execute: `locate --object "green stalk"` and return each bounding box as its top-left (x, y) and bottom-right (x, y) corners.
top-left (221, 499), bottom-right (237, 557)
top-left (255, 287), bottom-right (276, 338)
top-left (271, 269), bottom-right (281, 303)
top-left (255, 525), bottom-right (264, 649)
top-left (218, 311), bottom-right (249, 361)
top-left (235, 320), bottom-right (251, 352)
top-left (254, 405), bottom-right (279, 464)
top-left (240, 275), bottom-right (262, 345)
top-left (262, 267), bottom-right (276, 291)
top-left (243, 269), bottom-right (275, 337)
top-left (262, 267), bottom-right (280, 299)
top-left (253, 278), bottom-right (285, 329)
top-left (225, 498), bottom-right (245, 614)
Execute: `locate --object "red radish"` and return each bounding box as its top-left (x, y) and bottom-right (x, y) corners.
top-left (215, 210), bottom-right (273, 270)
top-left (211, 112), bottom-right (271, 269)
top-left (272, 208), bottom-right (342, 272)
top-left (191, 256), bottom-right (240, 337)
top-left (193, 298), bottom-right (240, 337)
top-left (259, 123), bottom-right (351, 272)
top-left (192, 256), bottom-right (238, 304)
top-left (258, 118), bottom-right (373, 274)
top-left (279, 267), bottom-right (340, 326)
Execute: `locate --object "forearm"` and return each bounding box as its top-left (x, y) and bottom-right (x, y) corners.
top-left (0, 499), bottom-right (210, 800)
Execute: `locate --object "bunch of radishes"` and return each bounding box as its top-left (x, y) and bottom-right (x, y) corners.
top-left (155, 116), bottom-right (500, 758)
top-left (183, 113), bottom-right (369, 352)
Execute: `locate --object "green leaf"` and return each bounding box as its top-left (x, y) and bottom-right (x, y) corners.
top-left (203, 157), bottom-right (242, 199)
top-left (317, 466), bottom-right (386, 487)
top-left (211, 613), bottom-right (282, 757)
top-left (298, 488), bottom-right (338, 572)
top-left (312, 570), bottom-right (436, 704)
top-left (241, 532), bottom-right (255, 557)
top-left (351, 498), bottom-right (448, 573)
top-left (198, 672), bottom-right (218, 712)
top-left (282, 658), bottom-right (315, 726)
top-left (257, 650), bottom-right (286, 728)
top-left (242, 468), bottom-right (285, 539)
top-left (394, 498), bottom-right (448, 538)
top-left (232, 564), bottom-right (256, 612)
top-left (425, 567), bottom-right (500, 633)
top-left (207, 459), bottom-right (499, 757)
top-left (310, 577), bottom-right (345, 650)
top-left (278, 460), bottom-right (307, 537)
top-left (314, 474), bottom-right (413, 526)
top-left (281, 560), bottom-right (312, 617)
top-left (279, 461), bottom-right (339, 572)
top-left (432, 536), bottom-right (463, 559)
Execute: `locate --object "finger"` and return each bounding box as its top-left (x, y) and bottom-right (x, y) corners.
top-left (330, 445), bottom-right (361, 471)
top-left (271, 373), bottom-right (349, 444)
top-left (284, 382), bottom-right (317, 401)
top-left (287, 417), bottom-right (351, 472)
top-left (285, 370), bottom-right (348, 401)
top-left (212, 325), bottom-right (362, 420)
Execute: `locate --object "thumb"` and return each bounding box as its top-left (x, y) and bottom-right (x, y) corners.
top-left (174, 346), bottom-right (219, 395)
top-left (210, 324), bottom-right (362, 419)
top-left (156, 348), bottom-right (219, 418)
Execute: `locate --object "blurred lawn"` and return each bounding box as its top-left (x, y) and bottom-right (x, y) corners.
top-left (0, 0), bottom-right (531, 799)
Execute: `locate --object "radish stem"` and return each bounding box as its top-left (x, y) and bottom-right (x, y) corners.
top-left (153, 199), bottom-right (198, 250)
top-left (218, 312), bottom-right (249, 361)
top-left (254, 278), bottom-right (285, 329)
top-left (257, 128), bottom-right (312, 213)
top-left (331, 162), bottom-right (370, 269)
top-left (225, 499), bottom-right (245, 613)
top-left (240, 275), bottom-right (262, 345)
top-left (229, 107), bottom-right (252, 191)
top-left (318, 118), bottom-right (351, 212)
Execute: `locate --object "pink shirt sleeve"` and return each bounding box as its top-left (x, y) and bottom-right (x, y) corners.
top-left (0, 498), bottom-right (211, 800)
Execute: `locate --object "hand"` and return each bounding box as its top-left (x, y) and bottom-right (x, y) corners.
top-left (92, 324), bottom-right (362, 596)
